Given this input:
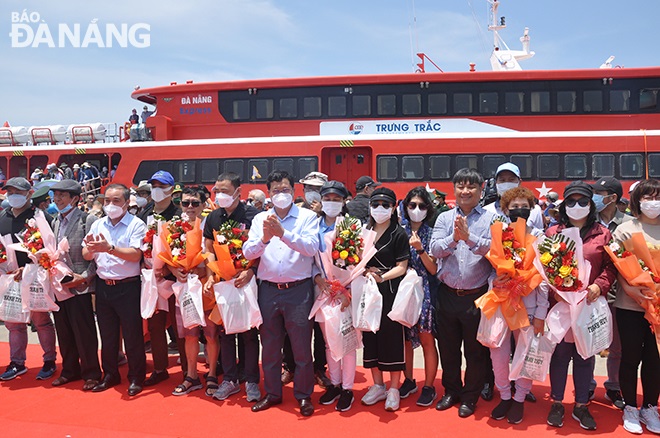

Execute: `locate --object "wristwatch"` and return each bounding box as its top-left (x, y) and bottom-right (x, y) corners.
top-left (108, 245), bottom-right (116, 254)
top-left (415, 248), bottom-right (424, 255)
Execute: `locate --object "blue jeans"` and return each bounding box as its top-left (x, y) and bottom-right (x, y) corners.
top-left (550, 340), bottom-right (594, 404)
top-left (5, 311), bottom-right (57, 366)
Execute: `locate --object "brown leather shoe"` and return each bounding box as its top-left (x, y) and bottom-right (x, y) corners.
top-left (299, 397), bottom-right (314, 417)
top-left (252, 394), bottom-right (283, 412)
top-left (52, 376), bottom-right (76, 387)
top-left (83, 379), bottom-right (99, 391)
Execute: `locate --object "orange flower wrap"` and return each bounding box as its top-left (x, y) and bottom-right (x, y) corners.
top-left (157, 218), bottom-right (207, 273)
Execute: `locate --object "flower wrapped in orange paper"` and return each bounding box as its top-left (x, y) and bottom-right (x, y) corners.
top-left (140, 214), bottom-right (172, 319)
top-left (475, 217), bottom-right (542, 334)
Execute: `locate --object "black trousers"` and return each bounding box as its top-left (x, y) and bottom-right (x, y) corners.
top-left (436, 284), bottom-right (489, 404)
top-left (95, 278), bottom-right (146, 384)
top-left (282, 321), bottom-right (327, 373)
top-left (53, 293), bottom-right (102, 381)
top-left (147, 294), bottom-right (187, 374)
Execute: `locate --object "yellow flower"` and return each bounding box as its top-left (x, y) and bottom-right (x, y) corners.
top-left (540, 252), bottom-right (553, 266)
top-left (34, 232), bottom-right (41, 239)
top-left (339, 250), bottom-right (349, 260)
top-left (353, 255), bottom-right (360, 263)
top-left (340, 230), bottom-right (351, 237)
top-left (502, 240), bottom-right (513, 248)
top-left (231, 239), bottom-right (243, 248)
top-left (559, 265), bottom-right (573, 278)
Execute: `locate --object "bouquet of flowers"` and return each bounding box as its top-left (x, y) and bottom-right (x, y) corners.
top-left (207, 220), bottom-right (252, 281)
top-left (142, 214), bottom-right (165, 262)
top-left (476, 217), bottom-right (542, 331)
top-left (332, 216), bottom-right (363, 269)
top-left (140, 214), bottom-right (171, 318)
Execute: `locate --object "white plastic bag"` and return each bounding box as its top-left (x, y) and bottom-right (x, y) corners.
top-left (573, 296), bottom-right (613, 360)
top-left (0, 274), bottom-right (30, 323)
top-left (322, 301), bottom-right (363, 361)
top-left (351, 275), bottom-right (383, 333)
top-left (476, 306), bottom-right (510, 348)
top-left (214, 276), bottom-right (262, 334)
top-left (172, 274), bottom-right (205, 329)
top-left (140, 268), bottom-right (158, 319)
top-left (20, 263), bottom-right (59, 312)
top-left (509, 326), bottom-right (555, 382)
top-left (545, 301), bottom-right (572, 344)
top-left (387, 269), bottom-right (424, 328)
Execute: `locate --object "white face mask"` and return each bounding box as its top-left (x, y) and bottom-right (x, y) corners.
top-left (407, 207), bottom-right (427, 223)
top-left (135, 196), bottom-right (148, 208)
top-left (640, 200), bottom-right (660, 219)
top-left (103, 203), bottom-right (125, 220)
top-left (565, 204), bottom-right (590, 221)
top-left (305, 190), bottom-right (321, 205)
top-left (322, 201), bottom-right (343, 218)
top-left (272, 193), bottom-right (293, 210)
top-left (215, 189), bottom-right (237, 209)
top-left (496, 182), bottom-right (519, 196)
top-left (370, 206), bottom-right (392, 224)
top-left (7, 194), bottom-right (28, 209)
top-left (151, 187), bottom-right (172, 203)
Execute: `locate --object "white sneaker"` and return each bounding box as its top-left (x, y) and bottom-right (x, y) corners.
top-left (385, 388), bottom-right (400, 412)
top-left (623, 406), bottom-right (643, 434)
top-left (361, 384), bottom-right (387, 406)
top-left (641, 405), bottom-right (660, 434)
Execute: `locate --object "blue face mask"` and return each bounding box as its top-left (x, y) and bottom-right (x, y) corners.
top-left (592, 194), bottom-right (613, 213)
top-left (57, 202), bottom-right (74, 215)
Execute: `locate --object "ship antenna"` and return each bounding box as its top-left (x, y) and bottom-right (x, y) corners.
top-left (487, 0), bottom-right (534, 71)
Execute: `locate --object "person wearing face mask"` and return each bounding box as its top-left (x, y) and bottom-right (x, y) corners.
top-left (49, 179), bottom-right (102, 391)
top-left (82, 184), bottom-right (148, 396)
top-left (298, 171), bottom-right (328, 215)
top-left (0, 177), bottom-right (58, 382)
top-left (244, 170), bottom-right (320, 417)
top-left (430, 168), bottom-right (495, 418)
top-left (202, 173), bottom-right (261, 402)
top-left (398, 187), bottom-right (439, 408)
top-left (135, 181), bottom-right (152, 216)
top-left (247, 189), bottom-right (266, 211)
top-left (545, 181), bottom-right (616, 430)
top-left (488, 186), bottom-right (549, 424)
top-left (360, 187), bottom-right (410, 412)
top-left (610, 179), bottom-right (660, 434)
top-left (346, 176), bottom-right (381, 225)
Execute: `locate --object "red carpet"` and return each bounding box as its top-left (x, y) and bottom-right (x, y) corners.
top-left (0, 343), bottom-right (629, 437)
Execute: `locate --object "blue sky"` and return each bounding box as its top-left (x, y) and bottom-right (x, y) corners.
top-left (2, 0), bottom-right (659, 128)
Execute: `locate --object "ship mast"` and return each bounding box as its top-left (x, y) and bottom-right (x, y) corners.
top-left (488, 0), bottom-right (534, 71)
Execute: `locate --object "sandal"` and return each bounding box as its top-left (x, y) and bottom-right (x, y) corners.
top-left (205, 375), bottom-right (219, 397)
top-left (172, 376), bottom-right (202, 396)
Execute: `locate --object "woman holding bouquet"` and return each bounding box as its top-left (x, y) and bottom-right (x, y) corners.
top-left (360, 187), bottom-right (409, 411)
top-left (611, 179), bottom-right (660, 434)
top-left (399, 187), bottom-right (439, 407)
top-left (546, 181), bottom-right (616, 430)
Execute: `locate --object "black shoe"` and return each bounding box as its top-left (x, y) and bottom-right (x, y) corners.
top-left (480, 383), bottom-right (494, 401)
top-left (399, 377), bottom-right (418, 399)
top-left (143, 370), bottom-right (169, 387)
top-left (319, 384), bottom-right (341, 405)
top-left (507, 400), bottom-right (524, 424)
top-left (491, 399), bottom-right (512, 420)
top-left (525, 391), bottom-right (537, 403)
top-left (167, 341), bottom-right (178, 353)
top-left (547, 402), bottom-right (565, 428)
top-left (92, 375), bottom-right (121, 392)
top-left (605, 389), bottom-right (625, 410)
top-left (314, 369), bottom-right (332, 389)
top-left (458, 402), bottom-right (476, 418)
top-left (252, 395), bottom-right (283, 412)
top-left (436, 394), bottom-right (460, 411)
top-left (572, 405), bottom-right (596, 430)
top-left (281, 369), bottom-right (294, 385)
top-left (336, 389), bottom-right (354, 412)
top-left (128, 382), bottom-right (143, 396)
top-left (416, 386), bottom-right (437, 407)
top-left (588, 389), bottom-right (595, 402)
top-left (299, 397), bottom-right (314, 417)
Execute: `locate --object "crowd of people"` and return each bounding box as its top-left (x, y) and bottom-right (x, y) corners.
top-left (0, 163), bottom-right (657, 434)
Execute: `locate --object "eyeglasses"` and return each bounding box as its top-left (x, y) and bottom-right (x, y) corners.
top-left (565, 197), bottom-right (590, 208)
top-left (370, 201), bottom-right (392, 209)
top-left (180, 200), bottom-right (201, 207)
top-left (407, 202), bottom-right (428, 210)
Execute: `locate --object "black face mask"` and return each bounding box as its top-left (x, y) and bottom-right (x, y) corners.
top-left (508, 207), bottom-right (531, 223)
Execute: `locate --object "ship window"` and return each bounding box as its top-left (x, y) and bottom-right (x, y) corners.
top-left (279, 98), bottom-right (297, 119)
top-left (538, 155), bottom-right (560, 179)
top-left (256, 99), bottom-right (273, 119)
top-left (223, 159), bottom-right (244, 180)
top-left (177, 160), bottom-right (196, 183)
top-left (428, 93), bottom-right (447, 114)
top-left (479, 92), bottom-right (498, 114)
top-left (649, 153), bottom-right (660, 178)
top-left (247, 159), bottom-right (268, 182)
top-left (200, 160), bottom-right (219, 183)
top-left (456, 155), bottom-right (478, 171)
top-left (157, 161), bottom-right (174, 175)
top-left (233, 100), bottom-right (250, 120)
top-left (10, 156), bottom-right (28, 180)
top-left (402, 94), bottom-right (421, 115)
top-left (429, 155), bottom-right (451, 180)
top-left (510, 155), bottom-right (533, 179)
top-left (453, 93), bottom-right (472, 114)
top-left (620, 154), bottom-right (644, 178)
top-left (556, 91), bottom-right (576, 113)
top-left (273, 158), bottom-right (294, 178)
top-left (592, 154), bottom-right (615, 178)
top-left (483, 155), bottom-right (506, 178)
top-left (505, 92), bottom-right (525, 113)
top-left (609, 90), bottom-right (630, 112)
top-left (328, 96), bottom-right (346, 117)
top-left (377, 95), bottom-right (396, 116)
top-left (531, 91), bottom-right (550, 112)
top-left (352, 95), bottom-right (371, 116)
top-left (298, 158), bottom-right (317, 178)
top-left (304, 97), bottom-right (322, 118)
top-left (640, 89), bottom-right (659, 110)
top-left (583, 91), bottom-right (602, 112)
top-left (565, 154), bottom-right (587, 179)
top-left (377, 156), bottom-right (398, 181)
top-left (402, 156), bottom-right (424, 180)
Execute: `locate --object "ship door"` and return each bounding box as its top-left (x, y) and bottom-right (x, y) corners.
top-left (321, 146), bottom-right (372, 193)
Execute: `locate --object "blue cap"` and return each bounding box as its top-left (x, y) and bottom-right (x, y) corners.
top-left (148, 170), bottom-right (174, 186)
top-left (495, 162), bottom-right (521, 179)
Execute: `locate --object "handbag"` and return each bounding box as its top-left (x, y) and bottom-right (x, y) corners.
top-left (387, 269), bottom-right (424, 328)
top-left (351, 275), bottom-right (383, 333)
top-left (172, 274), bottom-right (205, 329)
top-left (476, 306), bottom-right (510, 348)
top-left (214, 276), bottom-right (262, 334)
top-left (0, 274), bottom-right (30, 323)
top-left (509, 326), bottom-right (556, 382)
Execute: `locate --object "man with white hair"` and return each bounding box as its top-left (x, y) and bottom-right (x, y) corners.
top-left (247, 189), bottom-right (266, 211)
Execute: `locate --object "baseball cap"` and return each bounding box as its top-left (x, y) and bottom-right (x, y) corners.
top-left (136, 180), bottom-right (151, 192)
top-left (299, 171), bottom-right (328, 187)
top-left (546, 191), bottom-right (559, 203)
top-left (629, 181), bottom-right (640, 195)
top-left (4, 177), bottom-right (31, 191)
top-left (591, 177), bottom-right (623, 201)
top-left (370, 187), bottom-right (396, 205)
top-left (51, 179), bottom-right (82, 195)
top-left (320, 181), bottom-right (349, 198)
top-left (495, 162), bottom-right (521, 179)
top-left (356, 176), bottom-right (381, 191)
top-left (563, 181), bottom-right (593, 199)
top-left (148, 170), bottom-right (175, 186)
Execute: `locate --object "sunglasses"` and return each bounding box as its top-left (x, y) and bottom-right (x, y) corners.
top-left (180, 200), bottom-right (201, 207)
top-left (565, 197), bottom-right (590, 208)
top-left (370, 201), bottom-right (392, 209)
top-left (407, 202), bottom-right (428, 210)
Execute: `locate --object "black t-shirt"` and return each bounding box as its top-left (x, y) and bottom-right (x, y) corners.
top-left (346, 194), bottom-right (370, 224)
top-left (203, 202), bottom-right (258, 239)
top-left (366, 221), bottom-right (411, 295)
top-left (0, 205), bottom-right (52, 268)
top-left (137, 200), bottom-right (181, 223)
